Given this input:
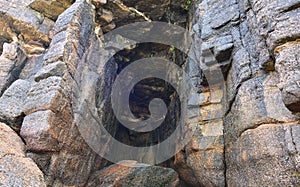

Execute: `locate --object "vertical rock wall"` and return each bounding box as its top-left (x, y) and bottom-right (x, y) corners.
top-left (0, 0), bottom-right (299, 186)
top-left (179, 0), bottom-right (300, 186)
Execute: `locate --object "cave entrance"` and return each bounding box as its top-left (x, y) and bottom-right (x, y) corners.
top-left (112, 42), bottom-right (182, 153)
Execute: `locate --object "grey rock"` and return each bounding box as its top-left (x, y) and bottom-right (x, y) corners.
top-left (19, 55), bottom-right (44, 81)
top-left (21, 1), bottom-right (117, 186)
top-left (226, 75), bottom-right (297, 142)
top-left (23, 76), bottom-right (68, 115)
top-left (251, 0), bottom-right (300, 51)
top-left (86, 160), bottom-right (180, 187)
top-left (226, 124), bottom-right (300, 186)
top-left (0, 122), bottom-right (46, 187)
top-left (185, 120), bottom-right (225, 187)
top-left (0, 0), bottom-right (299, 186)
top-left (44, 0), bottom-right (94, 64)
top-left (226, 47), bottom-right (252, 103)
top-left (0, 42), bottom-right (26, 96)
top-left (275, 40), bottom-right (300, 113)
top-left (21, 110), bottom-right (60, 152)
top-left (34, 61), bottom-right (66, 82)
top-left (0, 79), bottom-right (31, 131)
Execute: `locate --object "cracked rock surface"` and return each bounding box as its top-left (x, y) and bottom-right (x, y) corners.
top-left (0, 0), bottom-right (299, 186)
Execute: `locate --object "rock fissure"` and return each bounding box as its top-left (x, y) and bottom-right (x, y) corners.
top-left (0, 0), bottom-right (299, 186)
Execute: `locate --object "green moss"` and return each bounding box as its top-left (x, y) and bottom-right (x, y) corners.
top-left (169, 45), bottom-right (175, 52)
top-left (185, 0), bottom-right (191, 10)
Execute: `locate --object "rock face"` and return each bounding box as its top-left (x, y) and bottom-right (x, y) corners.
top-left (275, 41), bottom-right (300, 113)
top-left (0, 122), bottom-right (46, 187)
top-left (0, 79), bottom-right (31, 131)
top-left (87, 160), bottom-right (180, 187)
top-left (175, 0), bottom-right (300, 186)
top-left (29, 0), bottom-right (75, 20)
top-left (0, 0), bottom-right (299, 186)
top-left (1, 0), bottom-right (117, 186)
top-left (0, 0), bottom-right (52, 55)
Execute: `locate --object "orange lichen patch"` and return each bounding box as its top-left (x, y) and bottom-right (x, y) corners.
top-left (0, 123), bottom-right (25, 157)
top-left (242, 151), bottom-right (247, 161)
top-left (274, 39), bottom-right (300, 55)
top-left (100, 163), bottom-right (134, 177)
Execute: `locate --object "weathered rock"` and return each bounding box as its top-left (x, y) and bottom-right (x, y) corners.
top-left (226, 123), bottom-right (300, 186)
top-left (226, 74), bottom-right (298, 143)
top-left (91, 0), bottom-right (107, 8)
top-left (122, 0), bottom-right (169, 20)
top-left (251, 0), bottom-right (300, 51)
top-left (175, 87), bottom-right (225, 186)
top-left (185, 120), bottom-right (225, 187)
top-left (34, 61), bottom-right (66, 82)
top-left (0, 42), bottom-right (26, 96)
top-left (0, 123), bottom-right (25, 157)
top-left (0, 122), bottom-right (46, 187)
top-left (18, 1), bottom-right (117, 186)
top-left (275, 40), bottom-right (300, 113)
top-left (20, 110), bottom-right (60, 152)
top-left (86, 160), bottom-right (180, 187)
top-left (29, 0), bottom-right (75, 20)
top-left (0, 0), bottom-right (51, 54)
top-left (226, 47), bottom-right (252, 103)
top-left (0, 0), bottom-right (299, 186)
top-left (184, 0), bottom-right (300, 186)
top-left (225, 71), bottom-right (299, 186)
top-left (0, 79), bottom-right (31, 131)
top-left (43, 0), bottom-right (95, 69)
top-left (51, 150), bottom-right (97, 186)
top-left (98, 0), bottom-right (187, 33)
top-left (19, 55), bottom-right (44, 81)
top-left (23, 76), bottom-right (68, 115)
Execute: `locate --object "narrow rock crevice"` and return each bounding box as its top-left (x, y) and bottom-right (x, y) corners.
top-left (279, 2), bottom-right (300, 13)
top-left (0, 0), bottom-right (299, 186)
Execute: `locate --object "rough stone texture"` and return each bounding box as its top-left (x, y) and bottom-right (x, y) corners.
top-left (226, 75), bottom-right (297, 143)
top-left (221, 0), bottom-right (300, 186)
top-left (0, 122), bottom-right (46, 187)
top-left (34, 61), bottom-right (67, 82)
top-left (98, 0), bottom-right (187, 32)
top-left (176, 0), bottom-right (300, 186)
top-left (23, 1), bottom-right (114, 186)
top-left (29, 0), bottom-right (75, 20)
top-left (86, 160), bottom-right (180, 187)
top-left (251, 0), bottom-right (300, 51)
top-left (0, 0), bottom-right (52, 54)
top-left (225, 73), bottom-right (300, 186)
top-left (19, 55), bottom-right (44, 81)
top-left (18, 1), bottom-right (117, 186)
top-left (0, 79), bottom-right (31, 131)
top-left (23, 76), bottom-right (69, 115)
top-left (226, 123), bottom-right (300, 186)
top-left (175, 87), bottom-right (226, 186)
top-left (0, 42), bottom-right (26, 96)
top-left (275, 40), bottom-right (300, 113)
top-left (20, 110), bottom-right (60, 152)
top-left (0, 0), bottom-right (299, 186)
